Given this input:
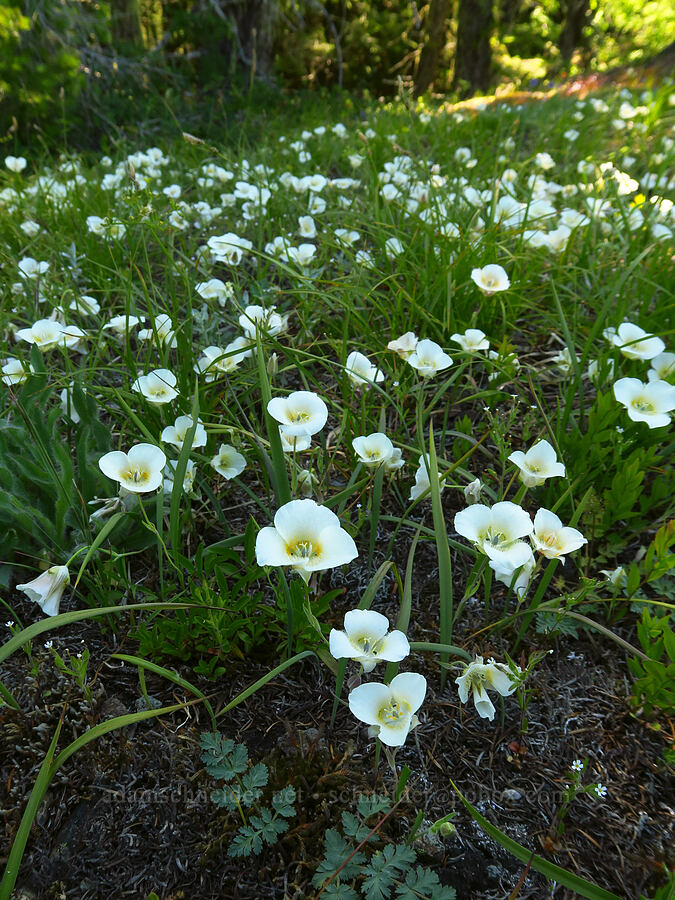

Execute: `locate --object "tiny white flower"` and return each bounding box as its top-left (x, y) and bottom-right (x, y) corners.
top-left (329, 609), bottom-right (410, 672)
top-left (463, 478), bottom-right (482, 505)
top-left (17, 565), bottom-right (70, 617)
top-left (348, 672), bottom-right (426, 747)
top-left (99, 443), bottom-right (167, 493)
top-left (571, 759), bottom-right (584, 772)
top-left (508, 439), bottom-right (565, 488)
top-left (594, 783), bottom-right (608, 798)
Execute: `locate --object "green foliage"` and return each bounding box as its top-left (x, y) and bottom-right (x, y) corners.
top-left (0, 365), bottom-right (109, 577)
top-left (627, 609), bottom-right (675, 716)
top-left (313, 794), bottom-right (455, 899)
top-left (200, 732), bottom-right (296, 857)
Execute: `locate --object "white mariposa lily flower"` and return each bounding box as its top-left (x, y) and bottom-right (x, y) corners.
top-left (131, 368), bottom-right (179, 404)
top-left (17, 565), bottom-right (70, 617)
top-left (137, 313), bottom-right (177, 348)
top-left (489, 543), bottom-right (536, 598)
top-left (99, 443), bottom-right (167, 493)
top-left (210, 444), bottom-right (246, 479)
top-left (15, 319), bottom-right (65, 350)
top-left (267, 391), bottom-right (328, 437)
top-left (647, 352), bottom-right (675, 383)
top-left (279, 428), bottom-right (312, 453)
top-left (195, 278), bottom-right (234, 307)
top-left (387, 332), bottom-right (418, 359)
top-left (508, 439), bottom-right (565, 487)
top-left (531, 508), bottom-right (587, 562)
top-left (348, 672), bottom-right (426, 746)
top-left (409, 454), bottom-right (445, 502)
top-left (456, 655), bottom-right (520, 721)
top-left (406, 339), bottom-right (453, 377)
top-left (613, 378), bottom-right (675, 428)
top-left (329, 609), bottom-right (410, 672)
top-left (603, 322), bottom-right (665, 361)
top-left (161, 415), bottom-right (207, 450)
top-left (255, 498), bottom-right (358, 582)
top-left (451, 329), bottom-right (490, 352)
top-left (471, 264), bottom-right (510, 294)
top-left (454, 501), bottom-right (534, 566)
top-left (345, 350), bottom-right (385, 387)
top-left (352, 432), bottom-right (395, 467)
top-left (195, 339), bottom-right (250, 381)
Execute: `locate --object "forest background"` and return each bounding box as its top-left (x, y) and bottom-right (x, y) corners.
top-left (1, 0), bottom-right (674, 150)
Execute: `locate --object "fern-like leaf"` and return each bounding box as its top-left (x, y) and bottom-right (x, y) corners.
top-left (361, 844), bottom-right (416, 900)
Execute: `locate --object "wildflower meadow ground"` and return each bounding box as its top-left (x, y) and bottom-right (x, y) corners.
top-left (1, 82), bottom-right (674, 899)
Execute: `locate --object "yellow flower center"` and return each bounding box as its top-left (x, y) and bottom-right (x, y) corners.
top-left (124, 466), bottom-right (150, 485)
top-left (288, 539), bottom-right (320, 561)
top-left (632, 397), bottom-right (653, 413)
top-left (378, 699), bottom-right (408, 724)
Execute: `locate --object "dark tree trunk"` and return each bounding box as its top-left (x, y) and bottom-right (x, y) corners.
top-left (558, 0), bottom-right (591, 62)
top-left (499, 0), bottom-right (522, 26)
top-left (234, 0), bottom-right (278, 80)
top-left (453, 0), bottom-right (494, 95)
top-left (110, 0), bottom-right (144, 49)
top-left (414, 0), bottom-right (452, 96)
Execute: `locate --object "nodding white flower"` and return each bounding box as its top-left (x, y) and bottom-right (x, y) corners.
top-left (268, 391), bottom-right (328, 437)
top-left (455, 655), bottom-right (520, 721)
top-left (352, 432), bottom-right (395, 467)
top-left (489, 543), bottom-right (536, 598)
top-left (296, 468), bottom-right (318, 497)
top-left (69, 295), bottom-right (100, 316)
top-left (600, 566), bottom-right (626, 586)
top-left (279, 428), bottom-right (312, 453)
top-left (334, 228), bottom-right (360, 248)
top-left (552, 346), bottom-right (575, 375)
top-left (5, 155), bottom-right (27, 173)
top-left (239, 305), bottom-right (289, 339)
top-left (137, 313), bottom-right (177, 348)
top-left (210, 444), bottom-right (246, 479)
top-left (99, 443), bottom-right (166, 493)
top-left (451, 329), bottom-right (490, 352)
top-left (603, 322), bottom-right (665, 361)
top-left (255, 498), bottom-right (358, 583)
top-left (2, 358), bottom-right (34, 385)
top-left (103, 314), bottom-right (142, 334)
top-left (387, 332), bottom-right (418, 359)
top-left (508, 439), bottom-right (565, 488)
top-left (384, 447), bottom-right (405, 473)
top-left (207, 232), bottom-right (253, 265)
top-left (132, 368), bottom-right (179, 404)
top-left (471, 264), bottom-right (510, 294)
top-left (17, 565), bottom-right (70, 617)
top-left (345, 350), bottom-right (385, 387)
top-left (463, 478), bottom-right (482, 505)
top-left (531, 508), bottom-right (587, 562)
top-left (195, 340), bottom-right (250, 381)
top-left (195, 278), bottom-right (235, 307)
top-left (161, 415), bottom-right (207, 451)
top-left (587, 358), bottom-right (615, 387)
top-left (385, 237), bottom-right (405, 258)
top-left (410, 453), bottom-right (445, 502)
top-left (20, 220), bottom-right (40, 237)
top-left (454, 501), bottom-right (534, 566)
top-left (648, 352), bottom-right (675, 383)
top-left (298, 215), bottom-right (317, 239)
top-left (348, 672), bottom-right (426, 747)
top-left (613, 378), bottom-right (675, 428)
top-left (329, 609), bottom-right (410, 672)
top-left (406, 339), bottom-right (453, 377)
top-left (15, 319), bottom-right (65, 350)
top-left (163, 458), bottom-right (196, 495)
top-left (18, 257), bottom-right (49, 279)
